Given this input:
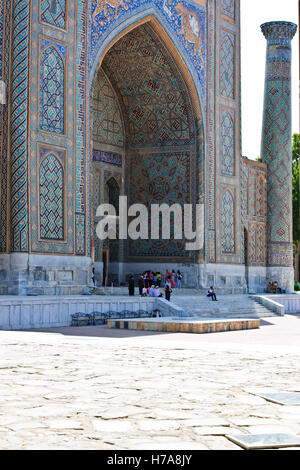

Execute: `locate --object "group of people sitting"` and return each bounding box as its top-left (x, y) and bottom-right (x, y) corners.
top-left (129, 270), bottom-right (218, 302)
top-left (138, 283), bottom-right (173, 302)
top-left (129, 269), bottom-right (183, 301)
top-left (267, 281), bottom-right (282, 294)
top-left (141, 285), bottom-right (163, 298)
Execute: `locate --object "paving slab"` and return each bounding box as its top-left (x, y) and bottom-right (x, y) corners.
top-left (225, 433), bottom-right (300, 450)
top-left (255, 392), bottom-right (300, 406)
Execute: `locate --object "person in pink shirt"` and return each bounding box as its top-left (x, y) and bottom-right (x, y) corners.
top-left (170, 270), bottom-right (176, 288)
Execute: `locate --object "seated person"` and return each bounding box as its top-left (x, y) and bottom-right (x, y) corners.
top-left (149, 285), bottom-right (156, 297)
top-left (273, 281), bottom-right (282, 294)
top-left (207, 286), bottom-right (218, 301)
top-left (154, 286), bottom-right (163, 298)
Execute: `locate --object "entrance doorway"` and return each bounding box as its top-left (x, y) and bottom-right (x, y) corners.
top-left (244, 228), bottom-right (249, 291)
top-left (102, 249), bottom-right (109, 287)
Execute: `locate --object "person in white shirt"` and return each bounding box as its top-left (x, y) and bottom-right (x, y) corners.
top-left (149, 285), bottom-right (156, 297)
top-left (154, 286), bottom-right (163, 298)
top-left (142, 287), bottom-right (147, 297)
top-left (207, 286), bottom-right (218, 301)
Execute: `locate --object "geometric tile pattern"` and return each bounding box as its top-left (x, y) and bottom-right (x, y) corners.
top-left (261, 22), bottom-right (297, 267)
top-left (241, 165), bottom-right (249, 220)
top-left (0, 0), bottom-right (11, 252)
top-left (206, 0), bottom-right (217, 263)
top-left (102, 24), bottom-right (196, 149)
top-left (221, 108), bottom-right (234, 176)
top-left (40, 0), bottom-right (66, 30)
top-left (26, 0), bottom-right (76, 256)
top-left (107, 177), bottom-right (120, 262)
top-left (257, 174), bottom-right (264, 217)
top-left (249, 223), bottom-right (256, 263)
top-left (128, 150), bottom-right (194, 260)
top-left (91, 68), bottom-right (124, 148)
top-left (221, 0), bottom-right (235, 21)
top-left (39, 153), bottom-right (64, 241)
top-left (256, 223), bottom-right (265, 264)
top-left (0, 0), bottom-right (253, 278)
top-left (29, 140), bottom-right (71, 254)
top-left (87, 1), bottom-right (209, 263)
top-left (0, 0), bottom-right (4, 78)
top-left (39, 40), bottom-right (65, 134)
top-left (241, 158), bottom-right (267, 267)
top-left (75, 0), bottom-right (88, 255)
top-left (249, 171), bottom-right (256, 217)
top-left (10, 0), bottom-right (30, 252)
top-left (75, 213), bottom-right (85, 255)
top-left (221, 190), bottom-right (235, 254)
top-left (90, 0), bottom-right (207, 108)
top-left (91, 23), bottom-right (200, 262)
top-left (220, 30), bottom-right (235, 99)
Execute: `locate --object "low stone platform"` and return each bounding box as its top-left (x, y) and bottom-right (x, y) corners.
top-left (108, 317), bottom-right (260, 334)
top-left (0, 296), bottom-right (184, 330)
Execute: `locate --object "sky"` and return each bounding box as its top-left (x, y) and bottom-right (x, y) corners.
top-left (241, 0), bottom-right (299, 160)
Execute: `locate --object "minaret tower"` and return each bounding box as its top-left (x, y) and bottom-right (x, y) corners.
top-left (261, 21), bottom-right (297, 293)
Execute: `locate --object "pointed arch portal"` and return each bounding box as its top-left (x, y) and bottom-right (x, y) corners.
top-left (90, 18), bottom-right (204, 284)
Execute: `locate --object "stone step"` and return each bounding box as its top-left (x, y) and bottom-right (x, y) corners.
top-left (170, 295), bottom-right (277, 318)
top-left (91, 288), bottom-right (277, 318)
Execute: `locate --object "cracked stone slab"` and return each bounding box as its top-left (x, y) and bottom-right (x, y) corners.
top-left (43, 419), bottom-right (84, 430)
top-left (98, 406), bottom-right (148, 419)
top-left (225, 433), bottom-right (300, 450)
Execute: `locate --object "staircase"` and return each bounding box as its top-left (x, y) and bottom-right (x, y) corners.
top-left (87, 287), bottom-right (278, 319)
top-left (170, 294), bottom-right (278, 319)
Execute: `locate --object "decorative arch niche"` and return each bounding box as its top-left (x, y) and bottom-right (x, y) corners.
top-left (39, 153), bottom-right (65, 241)
top-left (39, 44), bottom-right (65, 134)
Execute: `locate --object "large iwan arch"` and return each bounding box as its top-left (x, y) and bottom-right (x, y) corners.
top-left (90, 18), bottom-right (205, 285)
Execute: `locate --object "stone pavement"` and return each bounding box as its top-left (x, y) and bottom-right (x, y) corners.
top-left (0, 314), bottom-right (300, 450)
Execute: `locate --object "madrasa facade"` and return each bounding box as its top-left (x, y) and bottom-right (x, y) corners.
top-left (0, 0), bottom-right (297, 295)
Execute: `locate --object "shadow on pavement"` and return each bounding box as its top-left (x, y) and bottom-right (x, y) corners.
top-left (23, 325), bottom-right (171, 339)
top-left (22, 319), bottom-right (276, 338)
top-left (259, 319), bottom-right (275, 327)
